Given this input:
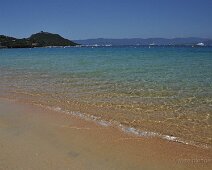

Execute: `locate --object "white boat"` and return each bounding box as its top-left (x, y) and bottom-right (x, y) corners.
top-left (149, 43), bottom-right (155, 46)
top-left (196, 42), bottom-right (204, 46)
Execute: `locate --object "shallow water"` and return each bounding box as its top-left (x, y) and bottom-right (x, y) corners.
top-left (0, 46), bottom-right (212, 146)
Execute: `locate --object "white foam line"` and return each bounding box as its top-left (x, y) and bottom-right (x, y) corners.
top-left (45, 105), bottom-right (111, 127)
top-left (38, 104), bottom-right (211, 149)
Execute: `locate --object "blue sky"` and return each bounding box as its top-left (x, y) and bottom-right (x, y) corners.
top-left (0, 0), bottom-right (212, 39)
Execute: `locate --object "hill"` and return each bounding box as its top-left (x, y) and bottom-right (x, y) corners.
top-left (0, 32), bottom-right (78, 48)
top-left (29, 32), bottom-right (78, 47)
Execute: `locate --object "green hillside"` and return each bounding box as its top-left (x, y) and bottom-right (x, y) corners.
top-left (0, 32), bottom-right (78, 48)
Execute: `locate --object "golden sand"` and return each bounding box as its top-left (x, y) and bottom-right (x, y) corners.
top-left (0, 99), bottom-right (211, 170)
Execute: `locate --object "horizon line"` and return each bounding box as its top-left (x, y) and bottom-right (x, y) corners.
top-left (1, 32), bottom-right (212, 41)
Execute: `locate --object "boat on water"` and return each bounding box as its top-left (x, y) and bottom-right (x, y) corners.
top-left (196, 42), bottom-right (205, 46)
top-left (149, 43), bottom-right (156, 46)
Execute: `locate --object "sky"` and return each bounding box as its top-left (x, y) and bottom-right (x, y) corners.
top-left (0, 0), bottom-right (212, 40)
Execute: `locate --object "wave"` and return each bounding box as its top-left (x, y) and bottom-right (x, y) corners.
top-left (39, 104), bottom-right (210, 149)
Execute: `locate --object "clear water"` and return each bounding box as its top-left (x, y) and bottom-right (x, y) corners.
top-left (0, 47), bottom-right (212, 146)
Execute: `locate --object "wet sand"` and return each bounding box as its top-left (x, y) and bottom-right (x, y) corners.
top-left (0, 98), bottom-right (211, 170)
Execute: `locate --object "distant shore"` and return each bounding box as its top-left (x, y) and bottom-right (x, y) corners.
top-left (0, 98), bottom-right (211, 170)
top-left (0, 44), bottom-right (211, 49)
top-left (0, 32), bottom-right (78, 49)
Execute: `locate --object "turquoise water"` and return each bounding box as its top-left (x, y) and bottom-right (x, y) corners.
top-left (0, 47), bottom-right (212, 146)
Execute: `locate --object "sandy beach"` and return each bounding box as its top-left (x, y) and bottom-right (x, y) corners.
top-left (1, 0), bottom-right (212, 169)
top-left (0, 98), bottom-right (211, 170)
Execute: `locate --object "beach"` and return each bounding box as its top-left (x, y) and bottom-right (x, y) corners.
top-left (1, 47), bottom-right (212, 147)
top-left (1, 0), bottom-right (212, 169)
top-left (0, 98), bottom-right (211, 170)
top-left (0, 47), bottom-right (212, 169)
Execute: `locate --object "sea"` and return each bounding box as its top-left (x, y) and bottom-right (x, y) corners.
top-left (0, 46), bottom-right (211, 148)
